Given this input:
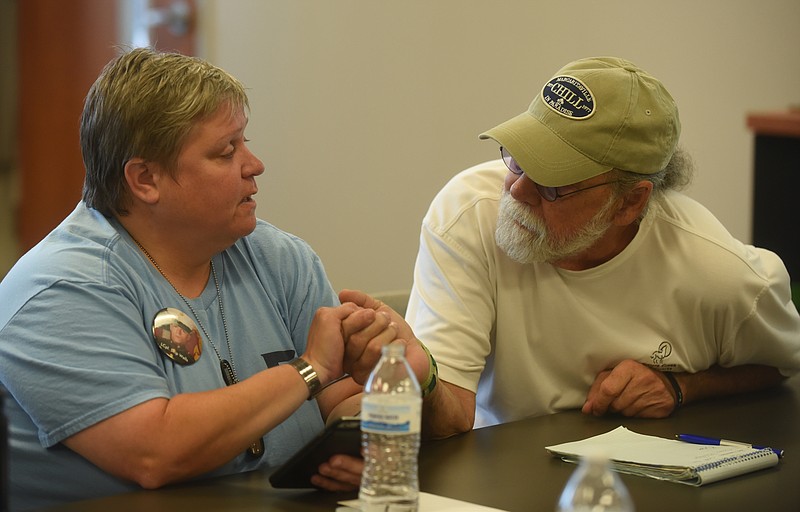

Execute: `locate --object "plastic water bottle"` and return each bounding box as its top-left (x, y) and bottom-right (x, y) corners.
top-left (359, 343), bottom-right (422, 512)
top-left (556, 454), bottom-right (634, 512)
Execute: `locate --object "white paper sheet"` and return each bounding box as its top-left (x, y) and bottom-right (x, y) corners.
top-left (338, 492), bottom-right (509, 511)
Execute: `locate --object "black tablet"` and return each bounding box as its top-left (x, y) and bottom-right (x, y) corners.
top-left (268, 416), bottom-right (362, 488)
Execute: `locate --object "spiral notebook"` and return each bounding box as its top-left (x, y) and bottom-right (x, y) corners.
top-left (545, 426), bottom-right (780, 486)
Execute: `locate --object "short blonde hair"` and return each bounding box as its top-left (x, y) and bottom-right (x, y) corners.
top-left (80, 47), bottom-right (249, 216)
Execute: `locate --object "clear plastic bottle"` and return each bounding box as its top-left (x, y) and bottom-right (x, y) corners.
top-left (556, 454), bottom-right (634, 512)
top-left (359, 343), bottom-right (422, 512)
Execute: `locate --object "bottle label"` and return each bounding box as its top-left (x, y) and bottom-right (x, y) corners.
top-left (361, 397), bottom-right (421, 435)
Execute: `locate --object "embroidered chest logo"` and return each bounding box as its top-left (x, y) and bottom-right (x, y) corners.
top-left (650, 341), bottom-right (673, 366)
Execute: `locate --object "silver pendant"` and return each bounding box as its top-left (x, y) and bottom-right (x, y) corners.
top-left (219, 359), bottom-right (265, 458)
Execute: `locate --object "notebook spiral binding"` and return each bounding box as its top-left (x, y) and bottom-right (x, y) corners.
top-left (695, 448), bottom-right (775, 473)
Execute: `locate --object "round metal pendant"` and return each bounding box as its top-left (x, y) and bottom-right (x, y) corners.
top-left (152, 307), bottom-right (203, 365)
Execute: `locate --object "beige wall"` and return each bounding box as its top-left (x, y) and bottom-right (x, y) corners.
top-left (4, 1), bottom-right (798, 291)
top-left (197, 0), bottom-right (800, 295)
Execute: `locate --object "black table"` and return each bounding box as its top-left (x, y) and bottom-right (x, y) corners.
top-left (41, 376), bottom-right (800, 511)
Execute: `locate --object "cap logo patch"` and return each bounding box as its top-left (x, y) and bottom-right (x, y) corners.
top-left (541, 75), bottom-right (595, 119)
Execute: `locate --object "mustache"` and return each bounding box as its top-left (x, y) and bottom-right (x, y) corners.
top-left (498, 192), bottom-right (545, 234)
top-left (495, 189), bottom-right (618, 265)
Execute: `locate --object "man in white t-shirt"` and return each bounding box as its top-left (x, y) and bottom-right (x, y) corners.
top-left (384, 56), bottom-right (800, 437)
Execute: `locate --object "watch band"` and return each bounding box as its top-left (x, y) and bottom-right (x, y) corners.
top-left (418, 341), bottom-right (439, 399)
top-left (663, 371), bottom-right (683, 412)
top-left (288, 357), bottom-right (322, 400)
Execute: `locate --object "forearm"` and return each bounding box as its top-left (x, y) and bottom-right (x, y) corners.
top-left (64, 362), bottom-right (315, 488)
top-left (421, 380), bottom-right (475, 440)
top-left (675, 364), bottom-right (786, 406)
top-left (316, 377), bottom-right (363, 423)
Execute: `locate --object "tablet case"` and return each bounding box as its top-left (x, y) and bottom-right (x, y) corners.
top-left (269, 416), bottom-right (362, 488)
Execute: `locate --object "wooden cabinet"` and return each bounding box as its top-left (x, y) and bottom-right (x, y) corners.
top-left (746, 110), bottom-right (800, 291)
top-left (15, 0), bottom-right (196, 252)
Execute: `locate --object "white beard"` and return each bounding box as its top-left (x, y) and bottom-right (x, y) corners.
top-left (494, 191), bottom-right (617, 265)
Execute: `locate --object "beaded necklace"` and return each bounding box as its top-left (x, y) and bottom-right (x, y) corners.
top-left (133, 238), bottom-right (264, 457)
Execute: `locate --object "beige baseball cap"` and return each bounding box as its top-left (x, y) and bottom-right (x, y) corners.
top-left (480, 56), bottom-right (680, 187)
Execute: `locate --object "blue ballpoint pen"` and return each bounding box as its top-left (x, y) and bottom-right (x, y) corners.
top-left (676, 433), bottom-right (784, 458)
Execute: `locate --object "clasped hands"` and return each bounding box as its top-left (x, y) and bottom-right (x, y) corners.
top-left (338, 289), bottom-right (429, 387)
top-left (302, 289), bottom-right (429, 393)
